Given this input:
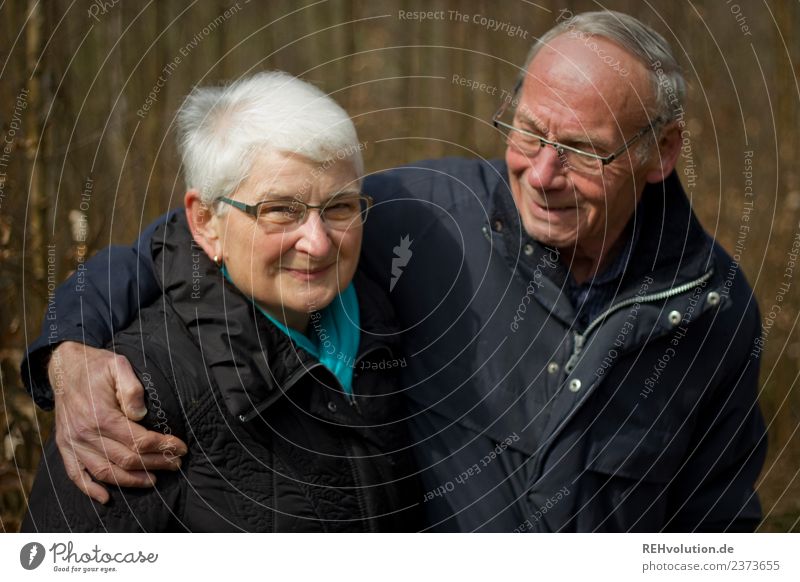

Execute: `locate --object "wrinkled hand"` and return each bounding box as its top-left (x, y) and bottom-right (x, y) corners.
top-left (49, 341), bottom-right (188, 504)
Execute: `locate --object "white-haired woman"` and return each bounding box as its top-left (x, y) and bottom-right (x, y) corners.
top-left (23, 72), bottom-right (421, 532)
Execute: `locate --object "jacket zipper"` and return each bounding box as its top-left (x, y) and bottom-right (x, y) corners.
top-left (240, 345), bottom-right (393, 421)
top-left (239, 362), bottom-right (325, 422)
top-left (563, 269), bottom-right (714, 374)
top-left (240, 350), bottom-right (384, 531)
top-left (349, 343), bottom-right (394, 531)
top-left (349, 344), bottom-right (393, 412)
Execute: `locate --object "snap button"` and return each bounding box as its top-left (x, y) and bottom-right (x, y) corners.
top-left (493, 219), bottom-right (504, 232)
top-left (706, 291), bottom-right (721, 307)
top-left (523, 243), bottom-right (534, 256)
top-left (668, 310), bottom-right (682, 326)
top-left (327, 401), bottom-right (338, 413)
top-left (568, 378), bottom-right (582, 392)
top-left (547, 362), bottom-right (560, 375)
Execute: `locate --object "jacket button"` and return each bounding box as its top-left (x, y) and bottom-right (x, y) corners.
top-left (568, 378), bottom-right (582, 392)
top-left (327, 401), bottom-right (338, 413)
top-left (706, 291), bottom-right (721, 307)
top-left (547, 362), bottom-right (560, 374)
top-left (493, 219), bottom-right (504, 232)
top-left (668, 310), bottom-right (682, 326)
top-left (523, 244), bottom-right (534, 256)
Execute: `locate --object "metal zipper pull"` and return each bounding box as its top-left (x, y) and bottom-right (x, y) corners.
top-left (349, 394), bottom-right (361, 413)
top-left (564, 332), bottom-right (585, 374)
top-left (346, 383), bottom-right (361, 411)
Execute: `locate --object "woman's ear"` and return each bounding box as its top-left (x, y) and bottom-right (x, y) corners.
top-left (644, 120), bottom-right (681, 184)
top-left (184, 190), bottom-right (222, 261)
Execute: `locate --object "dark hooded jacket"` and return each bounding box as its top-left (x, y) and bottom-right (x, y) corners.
top-left (22, 213), bottom-right (422, 532)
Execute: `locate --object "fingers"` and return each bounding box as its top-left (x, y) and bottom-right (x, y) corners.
top-left (49, 342), bottom-right (190, 498)
top-left (67, 411), bottom-right (186, 477)
top-left (96, 358), bottom-right (189, 459)
top-left (130, 424), bottom-right (188, 458)
top-left (94, 432), bottom-right (183, 472)
top-left (94, 408), bottom-right (188, 460)
top-left (56, 429), bottom-right (159, 494)
top-left (105, 354), bottom-right (189, 459)
top-left (57, 439), bottom-right (110, 505)
top-left (125, 452), bottom-right (182, 472)
top-left (111, 354), bottom-right (147, 421)
top-left (83, 458), bottom-right (157, 489)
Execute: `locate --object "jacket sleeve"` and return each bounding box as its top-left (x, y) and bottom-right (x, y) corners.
top-left (20, 209), bottom-right (183, 410)
top-left (666, 337), bottom-right (767, 532)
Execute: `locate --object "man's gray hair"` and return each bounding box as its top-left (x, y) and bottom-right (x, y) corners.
top-left (521, 10), bottom-right (686, 123)
top-left (176, 71), bottom-right (363, 205)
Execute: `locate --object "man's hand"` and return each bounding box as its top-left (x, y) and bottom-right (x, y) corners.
top-left (48, 341), bottom-right (188, 504)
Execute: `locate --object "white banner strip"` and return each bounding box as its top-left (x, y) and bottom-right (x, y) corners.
top-left (2, 533), bottom-right (798, 581)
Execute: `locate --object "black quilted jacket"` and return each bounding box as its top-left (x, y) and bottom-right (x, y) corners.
top-left (22, 213), bottom-right (422, 532)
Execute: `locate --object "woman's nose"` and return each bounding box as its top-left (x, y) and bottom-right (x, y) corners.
top-left (294, 210), bottom-right (333, 257)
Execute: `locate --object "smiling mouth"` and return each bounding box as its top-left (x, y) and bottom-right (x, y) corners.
top-left (525, 188), bottom-right (576, 212)
top-left (534, 200), bottom-right (576, 212)
top-left (527, 199), bottom-right (579, 224)
top-left (283, 264), bottom-right (333, 279)
top-left (285, 265), bottom-right (331, 273)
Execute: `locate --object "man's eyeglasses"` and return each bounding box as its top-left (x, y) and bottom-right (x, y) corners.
top-left (492, 82), bottom-right (664, 176)
top-left (216, 193), bottom-right (374, 233)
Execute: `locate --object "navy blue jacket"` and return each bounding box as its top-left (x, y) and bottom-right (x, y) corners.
top-left (23, 158), bottom-right (766, 532)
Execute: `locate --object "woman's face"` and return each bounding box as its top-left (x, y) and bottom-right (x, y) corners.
top-left (207, 151), bottom-right (362, 331)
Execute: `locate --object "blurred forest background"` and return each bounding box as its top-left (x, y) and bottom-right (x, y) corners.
top-left (1, 0), bottom-right (799, 532)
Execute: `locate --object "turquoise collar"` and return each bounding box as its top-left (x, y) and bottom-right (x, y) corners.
top-left (221, 266), bottom-right (360, 396)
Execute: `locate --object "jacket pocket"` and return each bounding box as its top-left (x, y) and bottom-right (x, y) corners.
top-left (586, 427), bottom-right (684, 484)
top-left (565, 427), bottom-right (688, 531)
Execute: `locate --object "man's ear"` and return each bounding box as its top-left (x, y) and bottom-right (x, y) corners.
top-left (644, 120), bottom-right (681, 184)
top-left (184, 190), bottom-right (221, 261)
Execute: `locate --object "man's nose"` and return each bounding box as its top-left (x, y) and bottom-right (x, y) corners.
top-left (294, 210), bottom-right (333, 257)
top-left (524, 144), bottom-right (569, 191)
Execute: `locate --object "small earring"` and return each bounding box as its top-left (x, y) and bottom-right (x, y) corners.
top-left (213, 255), bottom-right (222, 267)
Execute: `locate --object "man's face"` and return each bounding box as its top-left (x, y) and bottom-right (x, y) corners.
top-left (506, 33), bottom-right (662, 263)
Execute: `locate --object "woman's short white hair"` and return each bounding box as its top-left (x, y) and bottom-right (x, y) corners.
top-left (176, 71), bottom-right (363, 205)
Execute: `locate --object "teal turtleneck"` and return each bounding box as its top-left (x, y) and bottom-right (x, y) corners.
top-left (222, 265), bottom-right (360, 396)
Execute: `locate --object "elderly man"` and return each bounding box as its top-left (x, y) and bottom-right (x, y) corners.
top-left (23, 11), bottom-right (765, 532)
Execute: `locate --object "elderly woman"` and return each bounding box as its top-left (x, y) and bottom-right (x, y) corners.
top-left (23, 72), bottom-right (421, 532)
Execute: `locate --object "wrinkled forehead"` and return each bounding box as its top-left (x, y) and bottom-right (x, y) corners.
top-left (521, 33), bottom-right (655, 130)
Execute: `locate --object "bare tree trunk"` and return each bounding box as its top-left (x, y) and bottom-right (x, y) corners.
top-left (24, 0), bottom-right (45, 284)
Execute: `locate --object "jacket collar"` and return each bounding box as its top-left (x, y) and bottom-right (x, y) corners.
top-left (486, 164), bottom-right (715, 301)
top-left (150, 211), bottom-right (398, 421)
